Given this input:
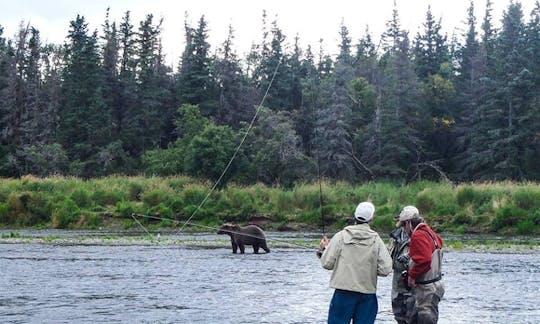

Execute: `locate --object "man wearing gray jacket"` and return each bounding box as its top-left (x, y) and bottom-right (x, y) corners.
top-left (319, 201), bottom-right (393, 324)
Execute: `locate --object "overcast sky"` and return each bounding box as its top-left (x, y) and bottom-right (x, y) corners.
top-left (0, 0), bottom-right (536, 66)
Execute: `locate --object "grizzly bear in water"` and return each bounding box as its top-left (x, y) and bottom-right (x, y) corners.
top-left (217, 223), bottom-right (270, 254)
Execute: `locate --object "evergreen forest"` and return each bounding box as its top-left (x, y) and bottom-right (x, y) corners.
top-left (1, 1), bottom-right (540, 186)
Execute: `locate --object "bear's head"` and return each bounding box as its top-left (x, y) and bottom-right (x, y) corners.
top-left (217, 223), bottom-right (241, 235)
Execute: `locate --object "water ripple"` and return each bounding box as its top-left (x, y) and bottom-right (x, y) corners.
top-left (0, 241), bottom-right (539, 323)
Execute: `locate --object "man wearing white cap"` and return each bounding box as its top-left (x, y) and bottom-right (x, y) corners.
top-left (319, 201), bottom-right (392, 324)
top-left (398, 206), bottom-right (444, 324)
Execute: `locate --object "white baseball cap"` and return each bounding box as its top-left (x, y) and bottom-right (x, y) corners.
top-left (354, 202), bottom-right (375, 222)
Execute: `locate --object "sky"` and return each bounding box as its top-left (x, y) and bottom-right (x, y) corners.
top-left (0, 0), bottom-right (537, 67)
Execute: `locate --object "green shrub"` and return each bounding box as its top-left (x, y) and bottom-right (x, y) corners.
top-left (297, 210), bottom-right (321, 225)
top-left (376, 204), bottom-right (400, 219)
top-left (472, 215), bottom-right (490, 226)
top-left (452, 211), bottom-right (473, 225)
top-left (51, 199), bottom-right (79, 229)
top-left (492, 206), bottom-right (526, 230)
top-left (416, 191), bottom-right (435, 213)
top-left (456, 186), bottom-right (491, 206)
top-left (77, 213), bottom-right (102, 229)
top-left (275, 191), bottom-right (295, 213)
top-left (271, 211), bottom-right (287, 223)
top-left (7, 191), bottom-right (30, 218)
top-left (116, 201), bottom-right (136, 218)
top-left (180, 185), bottom-right (207, 206)
top-left (70, 189), bottom-right (92, 208)
top-left (167, 197), bottom-right (185, 214)
top-left (513, 189), bottom-right (540, 210)
top-left (128, 182), bottom-right (144, 201)
top-left (453, 226), bottom-right (466, 234)
top-left (21, 179), bottom-right (57, 192)
top-left (5, 191), bottom-right (51, 226)
top-left (0, 202), bottom-right (9, 223)
top-left (164, 176), bottom-right (193, 191)
top-left (142, 188), bottom-right (172, 207)
top-left (475, 203), bottom-right (493, 215)
top-left (527, 210), bottom-right (540, 226)
top-left (149, 203), bottom-right (174, 219)
top-left (372, 214), bottom-right (394, 231)
top-left (217, 188), bottom-right (256, 220)
top-left (516, 220), bottom-right (536, 235)
top-left (23, 193), bottom-right (52, 225)
top-left (293, 185), bottom-right (322, 210)
top-left (87, 214), bottom-right (102, 228)
top-left (93, 189), bottom-right (124, 206)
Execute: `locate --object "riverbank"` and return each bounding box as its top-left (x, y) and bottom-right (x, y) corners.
top-left (1, 230), bottom-right (539, 254)
top-left (1, 176), bottom-right (540, 235)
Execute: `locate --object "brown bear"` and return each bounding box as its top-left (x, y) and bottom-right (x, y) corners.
top-left (217, 223), bottom-right (270, 254)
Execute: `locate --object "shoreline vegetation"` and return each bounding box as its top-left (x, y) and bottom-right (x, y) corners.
top-left (1, 175), bottom-right (540, 238)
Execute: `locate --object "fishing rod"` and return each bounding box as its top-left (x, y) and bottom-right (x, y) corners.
top-left (315, 143), bottom-right (326, 258)
top-left (311, 74), bottom-right (326, 258)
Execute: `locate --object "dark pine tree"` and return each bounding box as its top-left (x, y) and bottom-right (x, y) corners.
top-left (176, 15), bottom-right (217, 116)
top-left (214, 24), bottom-right (258, 128)
top-left (59, 15), bottom-right (112, 177)
top-left (314, 23), bottom-right (355, 180)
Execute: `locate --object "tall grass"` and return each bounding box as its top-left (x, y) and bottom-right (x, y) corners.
top-left (0, 176), bottom-right (538, 235)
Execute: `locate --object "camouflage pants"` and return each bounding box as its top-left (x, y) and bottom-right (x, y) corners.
top-left (392, 292), bottom-right (417, 324)
top-left (415, 281), bottom-right (444, 324)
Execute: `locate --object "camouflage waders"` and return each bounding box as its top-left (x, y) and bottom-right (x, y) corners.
top-left (414, 280), bottom-right (444, 324)
top-left (390, 227), bottom-right (417, 324)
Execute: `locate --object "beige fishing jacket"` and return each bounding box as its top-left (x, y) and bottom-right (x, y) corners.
top-left (320, 223), bottom-right (392, 294)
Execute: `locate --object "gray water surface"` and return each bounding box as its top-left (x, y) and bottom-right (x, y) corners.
top-left (1, 235), bottom-right (539, 323)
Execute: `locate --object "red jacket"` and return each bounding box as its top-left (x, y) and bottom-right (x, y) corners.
top-left (408, 223), bottom-right (443, 280)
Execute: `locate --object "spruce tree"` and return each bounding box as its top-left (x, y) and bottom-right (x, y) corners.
top-left (117, 11), bottom-right (138, 156)
top-left (522, 1), bottom-right (540, 178)
top-left (364, 9), bottom-right (424, 180)
top-left (176, 15), bottom-right (216, 115)
top-left (413, 6), bottom-right (449, 80)
top-left (314, 23), bottom-right (355, 180)
top-left (59, 15), bottom-right (111, 176)
top-left (257, 18), bottom-right (290, 111)
top-left (456, 0), bottom-right (497, 180)
top-left (295, 45), bottom-right (321, 154)
top-left (489, 2), bottom-right (529, 179)
top-left (214, 25), bottom-right (258, 128)
top-left (101, 8), bottom-right (121, 141)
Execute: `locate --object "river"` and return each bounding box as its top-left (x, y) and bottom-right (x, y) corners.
top-left (0, 231), bottom-right (539, 323)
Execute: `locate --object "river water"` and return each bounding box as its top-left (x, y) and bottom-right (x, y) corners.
top-left (0, 231), bottom-right (539, 323)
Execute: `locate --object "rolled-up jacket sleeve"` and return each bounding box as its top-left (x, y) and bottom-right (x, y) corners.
top-left (320, 232), bottom-right (342, 270)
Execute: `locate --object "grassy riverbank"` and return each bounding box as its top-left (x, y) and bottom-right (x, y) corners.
top-left (1, 175), bottom-right (539, 236)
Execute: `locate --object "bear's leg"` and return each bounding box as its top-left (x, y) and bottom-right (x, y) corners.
top-left (232, 241), bottom-right (238, 253)
top-left (253, 245), bottom-right (259, 254)
top-left (239, 244), bottom-right (245, 254)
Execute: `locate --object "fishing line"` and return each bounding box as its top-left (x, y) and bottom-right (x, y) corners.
top-left (177, 57), bottom-right (283, 233)
top-left (131, 213), bottom-right (151, 236)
